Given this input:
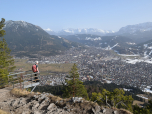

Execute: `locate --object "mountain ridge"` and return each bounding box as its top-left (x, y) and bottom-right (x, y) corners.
top-left (62, 34), bottom-right (136, 54)
top-left (45, 22), bottom-right (152, 44)
top-left (45, 28), bottom-right (115, 36)
top-left (109, 22), bottom-right (152, 44)
top-left (3, 20), bottom-right (78, 57)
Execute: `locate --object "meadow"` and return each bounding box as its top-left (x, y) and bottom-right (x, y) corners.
top-left (14, 59), bottom-right (74, 75)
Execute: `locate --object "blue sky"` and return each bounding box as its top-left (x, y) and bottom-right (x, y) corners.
top-left (1, 0), bottom-right (152, 32)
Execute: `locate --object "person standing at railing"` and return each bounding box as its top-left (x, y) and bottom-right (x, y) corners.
top-left (32, 61), bottom-right (39, 82)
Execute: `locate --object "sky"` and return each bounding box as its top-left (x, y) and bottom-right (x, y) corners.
top-left (1, 0), bottom-right (152, 32)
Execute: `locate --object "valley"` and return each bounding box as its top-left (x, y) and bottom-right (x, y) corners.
top-left (6, 20), bottom-right (152, 98)
top-left (1, 19), bottom-right (152, 114)
top-left (15, 46), bottom-right (152, 94)
top-left (1, 1), bottom-right (152, 113)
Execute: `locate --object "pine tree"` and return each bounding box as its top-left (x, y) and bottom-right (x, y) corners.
top-left (91, 88), bottom-right (133, 111)
top-left (63, 63), bottom-right (88, 99)
top-left (0, 18), bottom-right (5, 37)
top-left (0, 18), bottom-right (15, 87)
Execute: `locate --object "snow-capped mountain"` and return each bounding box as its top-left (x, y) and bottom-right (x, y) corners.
top-left (45, 28), bottom-right (115, 36)
top-left (113, 22), bottom-right (152, 44)
top-left (118, 22), bottom-right (152, 34)
top-left (44, 28), bottom-right (57, 35)
top-left (58, 28), bottom-right (115, 35)
top-left (4, 20), bottom-right (44, 33)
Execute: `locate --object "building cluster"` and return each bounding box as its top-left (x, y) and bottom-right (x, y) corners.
top-left (20, 46), bottom-right (152, 91)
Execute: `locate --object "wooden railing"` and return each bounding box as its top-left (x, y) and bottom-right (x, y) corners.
top-left (0, 71), bottom-right (40, 89)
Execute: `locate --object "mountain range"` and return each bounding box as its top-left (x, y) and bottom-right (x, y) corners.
top-left (2, 20), bottom-right (152, 58)
top-left (112, 22), bottom-right (152, 44)
top-left (45, 28), bottom-right (115, 36)
top-left (62, 34), bottom-right (136, 54)
top-left (45, 22), bottom-right (152, 44)
top-left (3, 20), bottom-right (78, 57)
top-left (118, 22), bottom-right (152, 34)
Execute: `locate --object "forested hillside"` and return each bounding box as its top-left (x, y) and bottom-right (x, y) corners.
top-left (30, 81), bottom-right (144, 101)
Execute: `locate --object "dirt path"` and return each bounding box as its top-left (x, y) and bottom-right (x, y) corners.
top-left (0, 81), bottom-right (36, 102)
top-left (0, 87), bottom-right (14, 102)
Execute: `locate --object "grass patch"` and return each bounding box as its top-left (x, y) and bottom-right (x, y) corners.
top-left (132, 100), bottom-right (144, 107)
top-left (39, 63), bottom-right (73, 73)
top-left (14, 59), bottom-right (74, 75)
top-left (119, 108), bottom-right (133, 114)
top-left (10, 88), bottom-right (40, 97)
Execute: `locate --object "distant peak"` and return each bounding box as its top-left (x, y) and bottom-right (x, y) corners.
top-left (44, 28), bottom-right (53, 31)
top-left (5, 20), bottom-right (34, 28)
top-left (118, 22), bottom-right (152, 34)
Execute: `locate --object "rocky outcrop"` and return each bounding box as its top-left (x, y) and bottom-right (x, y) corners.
top-left (0, 92), bottom-right (132, 114)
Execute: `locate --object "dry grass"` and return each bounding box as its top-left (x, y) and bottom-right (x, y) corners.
top-left (132, 100), bottom-right (144, 107)
top-left (0, 109), bottom-right (10, 114)
top-left (49, 95), bottom-right (63, 103)
top-left (119, 108), bottom-right (133, 114)
top-left (10, 88), bottom-right (40, 97)
top-left (39, 63), bottom-right (73, 73)
top-left (110, 107), bottom-right (133, 114)
top-left (14, 59), bottom-right (74, 75)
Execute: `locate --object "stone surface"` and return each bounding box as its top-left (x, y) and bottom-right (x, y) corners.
top-left (0, 92), bottom-right (132, 114)
top-left (47, 103), bottom-right (56, 110)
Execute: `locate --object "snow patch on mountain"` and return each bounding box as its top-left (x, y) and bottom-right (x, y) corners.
top-left (103, 43), bottom-right (119, 50)
top-left (5, 20), bottom-right (29, 28)
top-left (44, 28), bottom-right (53, 31)
top-left (126, 42), bottom-right (136, 45)
top-left (144, 44), bottom-right (148, 48)
top-left (124, 58), bottom-right (152, 64)
top-left (5, 20), bottom-right (43, 30)
top-left (148, 46), bottom-right (152, 49)
top-left (85, 37), bottom-right (102, 41)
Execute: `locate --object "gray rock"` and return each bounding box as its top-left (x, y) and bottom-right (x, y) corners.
top-left (101, 109), bottom-right (106, 113)
top-left (38, 94), bottom-right (46, 102)
top-left (59, 100), bottom-right (63, 103)
top-left (38, 100), bottom-right (49, 110)
top-left (67, 108), bottom-right (70, 112)
top-left (18, 98), bottom-right (27, 107)
top-left (71, 97), bottom-right (83, 103)
top-left (32, 102), bottom-right (40, 110)
top-left (33, 95), bottom-right (39, 99)
top-left (113, 110), bottom-right (118, 114)
top-left (92, 106), bottom-right (100, 114)
top-left (11, 99), bottom-right (20, 108)
top-left (47, 103), bottom-right (56, 110)
top-left (47, 107), bottom-right (57, 113)
top-left (34, 110), bottom-right (41, 114)
top-left (95, 105), bottom-right (101, 113)
top-left (0, 102), bottom-right (10, 112)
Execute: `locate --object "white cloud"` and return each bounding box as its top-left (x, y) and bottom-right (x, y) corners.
top-left (44, 28), bottom-right (53, 31)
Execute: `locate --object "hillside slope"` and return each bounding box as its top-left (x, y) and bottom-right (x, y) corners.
top-left (110, 22), bottom-right (152, 44)
top-left (62, 34), bottom-right (136, 54)
top-left (3, 20), bottom-right (78, 57)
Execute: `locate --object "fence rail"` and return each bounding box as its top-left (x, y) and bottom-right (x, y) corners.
top-left (0, 71), bottom-right (41, 90)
